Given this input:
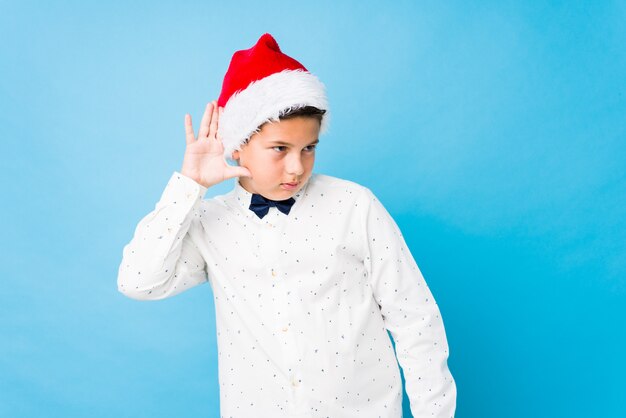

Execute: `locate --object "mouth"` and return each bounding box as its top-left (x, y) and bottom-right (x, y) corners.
top-left (281, 182), bottom-right (300, 190)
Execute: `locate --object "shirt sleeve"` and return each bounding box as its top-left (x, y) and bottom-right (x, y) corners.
top-left (117, 171), bottom-right (210, 300)
top-left (361, 187), bottom-right (457, 417)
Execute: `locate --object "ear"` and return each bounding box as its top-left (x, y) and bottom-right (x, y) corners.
top-left (231, 149), bottom-right (240, 161)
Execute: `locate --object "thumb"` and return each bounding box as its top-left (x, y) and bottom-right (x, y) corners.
top-left (224, 165), bottom-right (252, 180)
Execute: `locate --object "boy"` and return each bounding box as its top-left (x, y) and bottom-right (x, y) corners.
top-left (118, 33), bottom-right (456, 417)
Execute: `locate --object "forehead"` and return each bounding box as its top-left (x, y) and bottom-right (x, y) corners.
top-left (254, 117), bottom-right (321, 144)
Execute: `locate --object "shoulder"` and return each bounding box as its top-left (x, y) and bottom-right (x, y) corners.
top-left (198, 187), bottom-right (237, 215)
top-left (303, 174), bottom-right (382, 222)
top-left (307, 173), bottom-right (373, 199)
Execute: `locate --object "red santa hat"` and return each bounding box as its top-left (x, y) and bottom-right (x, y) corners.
top-left (217, 33), bottom-right (330, 159)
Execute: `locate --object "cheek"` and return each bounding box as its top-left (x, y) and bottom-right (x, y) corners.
top-left (251, 155), bottom-right (283, 179)
top-left (304, 154), bottom-right (316, 169)
top-left (245, 153), bottom-right (272, 170)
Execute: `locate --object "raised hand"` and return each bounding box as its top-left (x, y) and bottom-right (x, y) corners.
top-left (181, 101), bottom-right (251, 188)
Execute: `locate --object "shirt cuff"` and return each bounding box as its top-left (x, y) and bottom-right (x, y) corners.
top-left (169, 171), bottom-right (209, 199)
top-left (151, 172), bottom-right (208, 214)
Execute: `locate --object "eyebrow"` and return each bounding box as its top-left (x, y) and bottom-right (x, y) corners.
top-left (268, 139), bottom-right (319, 146)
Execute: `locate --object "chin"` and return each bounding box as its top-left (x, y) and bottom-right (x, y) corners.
top-left (272, 190), bottom-right (297, 200)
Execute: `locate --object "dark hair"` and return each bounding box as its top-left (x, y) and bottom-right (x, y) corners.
top-left (279, 105), bottom-right (326, 124)
top-left (244, 106), bottom-right (326, 144)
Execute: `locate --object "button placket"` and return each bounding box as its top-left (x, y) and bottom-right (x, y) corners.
top-left (261, 217), bottom-right (302, 404)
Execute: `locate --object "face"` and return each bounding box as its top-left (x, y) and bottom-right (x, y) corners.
top-left (232, 116), bottom-right (321, 201)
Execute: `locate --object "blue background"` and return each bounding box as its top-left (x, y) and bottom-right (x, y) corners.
top-left (2, 1), bottom-right (625, 417)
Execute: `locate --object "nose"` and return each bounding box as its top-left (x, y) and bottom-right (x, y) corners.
top-left (285, 152), bottom-right (304, 177)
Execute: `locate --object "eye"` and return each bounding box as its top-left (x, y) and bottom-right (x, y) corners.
top-left (272, 146), bottom-right (287, 152)
top-left (303, 144), bottom-right (317, 152)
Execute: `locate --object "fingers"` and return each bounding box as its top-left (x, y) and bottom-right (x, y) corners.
top-left (216, 107), bottom-right (224, 142)
top-left (208, 100), bottom-right (219, 139)
top-left (197, 102), bottom-right (213, 139)
top-left (185, 100), bottom-right (220, 145)
top-left (184, 114), bottom-right (195, 145)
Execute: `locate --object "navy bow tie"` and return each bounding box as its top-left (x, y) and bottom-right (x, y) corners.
top-left (249, 193), bottom-right (296, 219)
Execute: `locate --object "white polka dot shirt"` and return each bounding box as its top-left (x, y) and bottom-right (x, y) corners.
top-left (118, 171), bottom-right (456, 417)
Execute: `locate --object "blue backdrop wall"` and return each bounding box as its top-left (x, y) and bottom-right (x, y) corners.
top-left (1, 1), bottom-right (625, 417)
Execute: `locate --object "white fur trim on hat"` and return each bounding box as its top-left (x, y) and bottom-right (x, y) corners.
top-left (218, 69), bottom-right (329, 160)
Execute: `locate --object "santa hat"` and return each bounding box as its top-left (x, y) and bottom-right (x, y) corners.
top-left (217, 33), bottom-right (329, 159)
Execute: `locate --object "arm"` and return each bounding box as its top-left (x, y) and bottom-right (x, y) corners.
top-left (361, 188), bottom-right (456, 417)
top-left (117, 172), bottom-right (209, 300)
top-left (118, 100), bottom-right (251, 300)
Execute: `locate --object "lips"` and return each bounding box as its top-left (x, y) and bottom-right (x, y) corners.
top-left (281, 182), bottom-right (299, 190)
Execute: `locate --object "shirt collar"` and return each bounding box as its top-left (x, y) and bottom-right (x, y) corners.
top-left (232, 177), bottom-right (311, 214)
